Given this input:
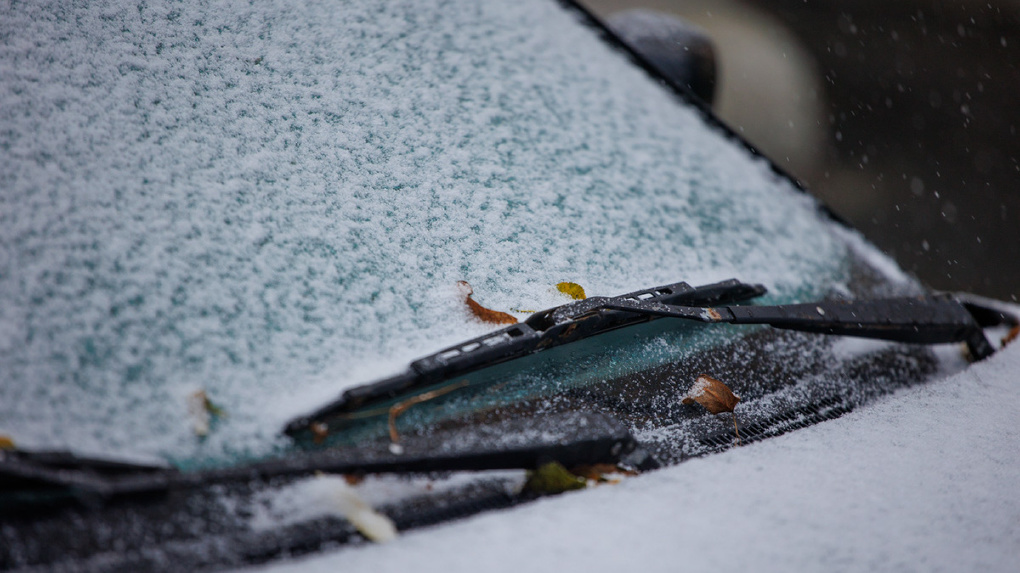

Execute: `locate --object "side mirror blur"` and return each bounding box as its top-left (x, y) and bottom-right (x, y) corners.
top-left (605, 9), bottom-right (717, 106)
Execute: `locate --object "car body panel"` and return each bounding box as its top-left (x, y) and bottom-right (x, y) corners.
top-left (0, 0), bottom-right (981, 569)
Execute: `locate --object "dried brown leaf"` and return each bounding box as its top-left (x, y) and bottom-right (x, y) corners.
top-left (343, 473), bottom-right (365, 486)
top-left (681, 374), bottom-right (740, 414)
top-left (388, 380), bottom-right (470, 446)
top-left (0, 435), bottom-right (14, 450)
top-left (556, 282), bottom-right (587, 300)
top-left (188, 390), bottom-right (212, 437)
top-left (457, 281), bottom-right (518, 325)
top-left (311, 422), bottom-right (329, 444)
top-left (188, 390), bottom-right (227, 437)
top-left (571, 463), bottom-right (638, 482)
top-left (1003, 325), bottom-right (1019, 348)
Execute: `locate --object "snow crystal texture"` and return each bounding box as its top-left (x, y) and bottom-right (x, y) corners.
top-left (0, 0), bottom-right (847, 463)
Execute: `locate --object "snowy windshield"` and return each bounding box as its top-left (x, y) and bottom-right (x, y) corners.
top-left (0, 0), bottom-right (853, 466)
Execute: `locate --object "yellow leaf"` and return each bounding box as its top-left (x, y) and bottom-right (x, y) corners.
top-left (0, 435), bottom-right (15, 450)
top-left (525, 461), bottom-right (587, 494)
top-left (457, 281), bottom-right (518, 325)
top-left (556, 282), bottom-right (587, 300)
top-left (188, 390), bottom-right (227, 437)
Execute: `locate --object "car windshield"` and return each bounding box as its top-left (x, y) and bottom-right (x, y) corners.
top-left (1, 0), bottom-right (859, 470)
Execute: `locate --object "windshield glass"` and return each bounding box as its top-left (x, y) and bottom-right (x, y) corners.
top-left (1, 0), bottom-right (855, 468)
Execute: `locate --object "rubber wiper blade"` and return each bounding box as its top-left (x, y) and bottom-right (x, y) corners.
top-left (2, 412), bottom-right (647, 501)
top-left (601, 293), bottom-right (1013, 360)
top-left (284, 279), bottom-right (767, 436)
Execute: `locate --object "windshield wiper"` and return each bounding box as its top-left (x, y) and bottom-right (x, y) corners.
top-left (285, 278), bottom-right (1018, 437)
top-left (3, 280), bottom-right (763, 502)
top-left (285, 279), bottom-right (765, 435)
top-left (8, 279), bottom-right (1013, 504)
top-left (1, 411), bottom-right (650, 502)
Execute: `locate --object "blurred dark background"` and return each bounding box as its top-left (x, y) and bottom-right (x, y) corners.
top-left (584, 0), bottom-right (1020, 302)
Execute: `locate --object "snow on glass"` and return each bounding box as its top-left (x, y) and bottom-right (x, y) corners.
top-left (0, 0), bottom-right (860, 466)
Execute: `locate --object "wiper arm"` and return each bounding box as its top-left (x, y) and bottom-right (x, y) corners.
top-left (1, 412), bottom-right (649, 501)
top-left (7, 280), bottom-right (1014, 505)
top-left (286, 279), bottom-right (1017, 436)
top-left (601, 295), bottom-right (1002, 359)
top-left (285, 279), bottom-right (766, 435)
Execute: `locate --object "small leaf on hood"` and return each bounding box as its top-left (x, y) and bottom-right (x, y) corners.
top-left (388, 380), bottom-right (470, 447)
top-left (681, 374), bottom-right (740, 415)
top-left (188, 390), bottom-right (227, 437)
top-left (525, 461), bottom-right (587, 494)
top-left (683, 375), bottom-right (743, 445)
top-left (0, 435), bottom-right (14, 450)
top-left (320, 475), bottom-right (398, 543)
top-left (457, 281), bottom-right (518, 325)
top-left (556, 282), bottom-right (587, 300)
top-left (310, 422), bottom-right (329, 444)
top-left (571, 463), bottom-right (637, 482)
top-left (1003, 325), bottom-right (1019, 348)
top-left (344, 473), bottom-right (366, 486)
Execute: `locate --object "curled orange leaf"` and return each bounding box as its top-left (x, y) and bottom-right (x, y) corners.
top-left (683, 374), bottom-right (743, 445)
top-left (681, 374), bottom-right (740, 415)
top-left (388, 380), bottom-right (470, 446)
top-left (310, 422), bottom-right (329, 444)
top-left (571, 463), bottom-right (638, 482)
top-left (457, 281), bottom-right (518, 325)
top-left (1003, 325), bottom-right (1019, 348)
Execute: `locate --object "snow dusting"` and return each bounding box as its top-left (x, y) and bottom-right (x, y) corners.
top-left (246, 340), bottom-right (1020, 573)
top-left (2, 0), bottom-right (848, 465)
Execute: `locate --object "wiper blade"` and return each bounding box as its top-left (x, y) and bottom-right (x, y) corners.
top-left (601, 295), bottom-right (1003, 358)
top-left (1, 412), bottom-right (648, 501)
top-left (286, 278), bottom-right (1018, 437)
top-left (14, 280), bottom-right (1008, 501)
top-left (285, 279), bottom-right (767, 435)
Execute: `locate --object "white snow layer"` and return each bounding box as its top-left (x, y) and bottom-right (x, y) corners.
top-left (249, 341), bottom-right (1020, 573)
top-left (0, 0), bottom-right (850, 465)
